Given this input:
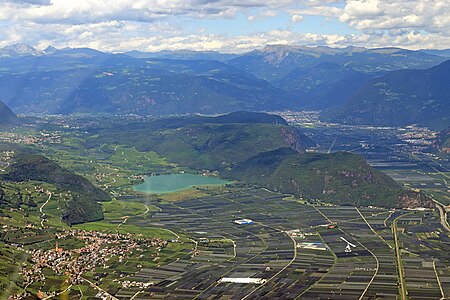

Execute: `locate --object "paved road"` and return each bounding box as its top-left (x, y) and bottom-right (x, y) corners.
top-left (392, 213), bottom-right (413, 300)
top-left (39, 192), bottom-right (52, 228)
top-left (434, 200), bottom-right (450, 232)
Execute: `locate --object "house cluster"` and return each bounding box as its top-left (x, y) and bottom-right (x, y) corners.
top-left (0, 131), bottom-right (62, 145)
top-left (19, 229), bottom-right (167, 287)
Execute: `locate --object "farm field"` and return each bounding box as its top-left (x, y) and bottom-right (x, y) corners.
top-left (1, 117), bottom-right (449, 299)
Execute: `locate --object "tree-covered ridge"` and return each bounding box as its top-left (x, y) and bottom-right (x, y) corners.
top-left (2, 153), bottom-right (110, 225)
top-left (0, 100), bottom-right (20, 129)
top-left (85, 112), bottom-right (431, 208)
top-left (325, 60), bottom-right (450, 129)
top-left (227, 148), bottom-right (433, 208)
top-left (86, 112), bottom-right (314, 170)
top-left (430, 128), bottom-right (450, 158)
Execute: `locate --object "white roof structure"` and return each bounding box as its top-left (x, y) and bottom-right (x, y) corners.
top-left (233, 219), bottom-right (254, 225)
top-left (218, 277), bottom-right (266, 284)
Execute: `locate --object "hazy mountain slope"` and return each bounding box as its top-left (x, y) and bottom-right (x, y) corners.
top-left (125, 50), bottom-right (238, 61)
top-left (0, 100), bottom-right (20, 129)
top-left (325, 60), bottom-right (450, 129)
top-left (227, 147), bottom-right (434, 208)
top-left (228, 45), bottom-right (447, 82)
top-left (430, 128), bottom-right (450, 158)
top-left (421, 49), bottom-right (450, 57)
top-left (0, 49), bottom-right (292, 115)
top-left (0, 44), bottom-right (447, 114)
top-left (228, 45), bottom-right (446, 109)
top-left (274, 63), bottom-right (372, 109)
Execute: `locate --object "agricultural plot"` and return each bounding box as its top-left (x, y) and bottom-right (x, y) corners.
top-left (3, 122), bottom-right (450, 299)
top-left (92, 188), bottom-right (450, 299)
top-left (3, 184), bottom-right (450, 299)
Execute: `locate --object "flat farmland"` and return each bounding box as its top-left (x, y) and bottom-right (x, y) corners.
top-left (109, 188), bottom-right (450, 299)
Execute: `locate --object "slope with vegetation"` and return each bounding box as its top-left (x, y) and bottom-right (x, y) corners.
top-left (0, 100), bottom-right (20, 129)
top-left (86, 112), bottom-right (432, 208)
top-left (2, 153), bottom-right (110, 225)
top-left (430, 128), bottom-right (450, 158)
top-left (325, 60), bottom-right (450, 129)
top-left (226, 148), bottom-right (432, 208)
top-left (86, 112), bottom-right (315, 170)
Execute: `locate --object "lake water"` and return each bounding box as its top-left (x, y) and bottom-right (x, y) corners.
top-left (133, 173), bottom-right (231, 194)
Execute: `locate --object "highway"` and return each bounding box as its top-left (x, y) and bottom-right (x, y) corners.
top-left (432, 199), bottom-right (450, 232)
top-left (392, 213), bottom-right (413, 300)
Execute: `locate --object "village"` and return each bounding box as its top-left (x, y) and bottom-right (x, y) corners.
top-left (15, 229), bottom-right (167, 299)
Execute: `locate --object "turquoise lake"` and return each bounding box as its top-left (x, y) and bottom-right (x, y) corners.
top-left (132, 173), bottom-right (231, 194)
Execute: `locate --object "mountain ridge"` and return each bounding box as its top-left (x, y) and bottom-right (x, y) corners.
top-left (226, 147), bottom-right (434, 208)
top-left (325, 59), bottom-right (450, 129)
top-left (0, 100), bottom-right (20, 129)
top-left (2, 153), bottom-right (110, 225)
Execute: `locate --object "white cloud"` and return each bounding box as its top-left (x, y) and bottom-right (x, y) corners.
top-left (260, 10), bottom-right (278, 17)
top-left (248, 9), bottom-right (277, 22)
top-left (291, 15), bottom-right (304, 23)
top-left (1, 0), bottom-right (450, 52)
top-left (0, 0), bottom-right (297, 24)
top-left (340, 0), bottom-right (450, 32)
top-left (289, 6), bottom-right (343, 18)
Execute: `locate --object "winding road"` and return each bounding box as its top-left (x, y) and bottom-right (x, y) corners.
top-left (39, 192), bottom-right (52, 228)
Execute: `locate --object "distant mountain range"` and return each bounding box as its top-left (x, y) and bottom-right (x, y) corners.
top-left (124, 49), bottom-right (238, 61)
top-left (228, 45), bottom-right (448, 111)
top-left (228, 45), bottom-right (446, 82)
top-left (0, 46), bottom-right (292, 115)
top-left (324, 60), bottom-right (450, 129)
top-left (0, 43), bottom-right (449, 128)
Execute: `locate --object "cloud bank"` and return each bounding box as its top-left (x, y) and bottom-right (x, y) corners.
top-left (0, 0), bottom-right (449, 52)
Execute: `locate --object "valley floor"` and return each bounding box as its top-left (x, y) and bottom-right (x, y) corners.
top-left (1, 115), bottom-right (450, 299)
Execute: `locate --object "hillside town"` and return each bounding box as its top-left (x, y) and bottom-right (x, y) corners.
top-left (14, 230), bottom-right (167, 299)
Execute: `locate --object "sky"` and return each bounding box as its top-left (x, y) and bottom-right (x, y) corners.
top-left (0, 0), bottom-right (449, 53)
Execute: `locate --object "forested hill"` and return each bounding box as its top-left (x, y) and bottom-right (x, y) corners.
top-left (430, 128), bottom-right (450, 158)
top-left (226, 147), bottom-right (434, 208)
top-left (0, 100), bottom-right (20, 129)
top-left (2, 153), bottom-right (110, 225)
top-left (86, 112), bottom-right (314, 170)
top-left (325, 60), bottom-right (450, 129)
top-left (84, 111), bottom-right (433, 208)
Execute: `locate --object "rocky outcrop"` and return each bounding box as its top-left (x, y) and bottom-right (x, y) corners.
top-left (280, 127), bottom-right (315, 152)
top-left (430, 128), bottom-right (450, 155)
top-left (396, 191), bottom-right (435, 209)
top-left (338, 170), bottom-right (376, 183)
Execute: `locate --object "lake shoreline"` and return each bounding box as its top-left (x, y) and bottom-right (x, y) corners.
top-left (133, 173), bottom-right (231, 194)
